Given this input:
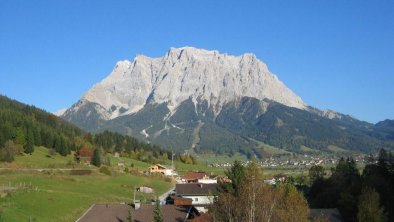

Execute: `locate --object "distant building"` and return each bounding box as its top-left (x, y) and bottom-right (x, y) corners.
top-left (136, 185), bottom-right (154, 194)
top-left (181, 172), bottom-right (216, 184)
top-left (148, 164), bottom-right (175, 176)
top-left (216, 175), bottom-right (231, 183)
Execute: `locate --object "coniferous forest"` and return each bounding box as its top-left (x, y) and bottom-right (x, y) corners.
top-left (308, 149), bottom-right (394, 222)
top-left (0, 95), bottom-right (173, 163)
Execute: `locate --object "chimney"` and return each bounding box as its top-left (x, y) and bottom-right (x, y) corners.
top-left (133, 200), bottom-right (141, 210)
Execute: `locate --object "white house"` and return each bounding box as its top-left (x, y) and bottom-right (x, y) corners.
top-left (175, 183), bottom-right (219, 213)
top-left (197, 178), bottom-right (217, 184)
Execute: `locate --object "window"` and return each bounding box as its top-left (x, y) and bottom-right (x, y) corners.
top-left (195, 198), bottom-right (198, 201)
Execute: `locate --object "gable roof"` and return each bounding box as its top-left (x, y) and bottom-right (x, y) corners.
top-left (182, 172), bottom-right (209, 180)
top-left (77, 204), bottom-right (196, 222)
top-left (76, 204), bottom-right (131, 222)
top-left (151, 164), bottom-right (173, 169)
top-left (152, 164), bottom-right (167, 169)
top-left (176, 183), bottom-right (219, 196)
top-left (134, 205), bottom-right (192, 222)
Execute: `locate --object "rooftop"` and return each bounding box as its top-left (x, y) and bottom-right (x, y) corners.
top-left (134, 204), bottom-right (193, 222)
top-left (76, 204), bottom-right (130, 222)
top-left (182, 172), bottom-right (209, 180)
top-left (76, 203), bottom-right (197, 222)
top-left (176, 183), bottom-right (219, 196)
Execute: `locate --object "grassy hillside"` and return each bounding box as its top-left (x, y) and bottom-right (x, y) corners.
top-left (0, 147), bottom-right (172, 222)
top-left (0, 95), bottom-right (83, 156)
top-left (11, 146), bottom-right (75, 168)
top-left (0, 173), bottom-right (172, 222)
top-left (0, 95), bottom-right (180, 169)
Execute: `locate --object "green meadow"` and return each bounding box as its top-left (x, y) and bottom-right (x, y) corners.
top-left (0, 173), bottom-right (172, 222)
top-left (0, 147), bottom-right (172, 222)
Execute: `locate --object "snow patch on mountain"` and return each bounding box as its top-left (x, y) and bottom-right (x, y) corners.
top-left (322, 109), bottom-right (343, 120)
top-left (53, 108), bottom-right (67, 116)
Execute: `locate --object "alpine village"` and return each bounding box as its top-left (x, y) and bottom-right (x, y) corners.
top-left (1, 2), bottom-right (394, 222)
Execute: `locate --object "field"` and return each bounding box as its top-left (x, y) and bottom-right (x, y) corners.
top-left (0, 147), bottom-right (173, 222)
top-left (195, 153), bottom-right (247, 166)
top-left (4, 147), bottom-right (76, 169)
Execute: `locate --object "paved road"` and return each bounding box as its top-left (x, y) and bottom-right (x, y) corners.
top-left (158, 186), bottom-right (175, 205)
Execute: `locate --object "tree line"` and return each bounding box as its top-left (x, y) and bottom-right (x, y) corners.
top-left (0, 95), bottom-right (82, 157)
top-left (308, 149), bottom-right (394, 222)
top-left (0, 95), bottom-right (180, 165)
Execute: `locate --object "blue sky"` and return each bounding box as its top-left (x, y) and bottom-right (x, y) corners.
top-left (0, 1), bottom-right (393, 123)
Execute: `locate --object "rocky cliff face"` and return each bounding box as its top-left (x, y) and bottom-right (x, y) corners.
top-left (61, 47), bottom-right (393, 154)
top-left (65, 47), bottom-right (305, 121)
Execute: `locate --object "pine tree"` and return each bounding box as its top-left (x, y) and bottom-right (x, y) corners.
top-left (91, 148), bottom-right (101, 167)
top-left (309, 165), bottom-right (325, 184)
top-left (24, 128), bottom-right (34, 154)
top-left (224, 160), bottom-right (246, 196)
top-left (32, 127), bottom-right (41, 146)
top-left (15, 127), bottom-right (26, 146)
top-left (57, 136), bottom-right (69, 156)
top-left (153, 199), bottom-right (163, 222)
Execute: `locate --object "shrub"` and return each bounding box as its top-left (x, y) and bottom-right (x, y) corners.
top-left (0, 140), bottom-right (16, 162)
top-left (48, 148), bottom-right (57, 157)
top-left (99, 166), bottom-right (111, 176)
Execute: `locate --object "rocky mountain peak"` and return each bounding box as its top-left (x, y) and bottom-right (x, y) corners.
top-left (65, 47), bottom-right (306, 120)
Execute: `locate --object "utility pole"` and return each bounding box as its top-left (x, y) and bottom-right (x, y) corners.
top-left (133, 185), bottom-right (136, 204)
top-left (171, 150), bottom-right (174, 170)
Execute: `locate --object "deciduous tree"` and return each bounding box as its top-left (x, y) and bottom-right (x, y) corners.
top-left (212, 160), bottom-right (310, 222)
top-left (357, 187), bottom-right (387, 222)
top-left (0, 140), bottom-right (16, 162)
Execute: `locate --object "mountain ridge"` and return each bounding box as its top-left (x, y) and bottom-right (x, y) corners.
top-left (64, 47), bottom-right (306, 121)
top-left (61, 47), bottom-right (394, 154)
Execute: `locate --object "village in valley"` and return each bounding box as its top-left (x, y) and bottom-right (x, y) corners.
top-left (76, 162), bottom-right (222, 222)
top-left (76, 151), bottom-right (362, 222)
